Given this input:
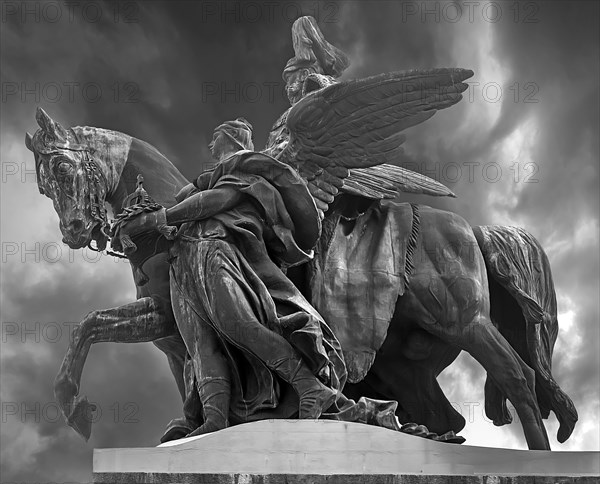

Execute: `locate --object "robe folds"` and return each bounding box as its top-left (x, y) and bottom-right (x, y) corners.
top-left (168, 150), bottom-right (347, 422)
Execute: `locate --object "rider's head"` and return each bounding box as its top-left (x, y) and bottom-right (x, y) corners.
top-left (209, 118), bottom-right (254, 161)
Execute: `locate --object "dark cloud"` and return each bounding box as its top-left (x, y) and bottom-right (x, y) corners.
top-left (1, 1), bottom-right (598, 481)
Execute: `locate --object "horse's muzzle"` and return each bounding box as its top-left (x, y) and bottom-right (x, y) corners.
top-left (61, 219), bottom-right (93, 249)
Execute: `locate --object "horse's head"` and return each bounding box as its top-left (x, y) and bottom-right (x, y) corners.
top-left (26, 108), bottom-right (110, 250)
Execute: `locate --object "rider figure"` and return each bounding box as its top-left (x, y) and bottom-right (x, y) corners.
top-left (122, 118), bottom-right (346, 435)
top-left (123, 16), bottom-right (352, 439)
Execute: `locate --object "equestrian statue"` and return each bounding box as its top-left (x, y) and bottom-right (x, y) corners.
top-left (25, 16), bottom-right (577, 451)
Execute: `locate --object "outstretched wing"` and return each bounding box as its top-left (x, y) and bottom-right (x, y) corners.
top-left (278, 67), bottom-right (473, 213)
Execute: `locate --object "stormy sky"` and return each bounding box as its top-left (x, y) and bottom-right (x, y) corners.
top-left (1, 1), bottom-right (598, 481)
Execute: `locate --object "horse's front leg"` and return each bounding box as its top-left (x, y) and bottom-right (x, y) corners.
top-left (54, 296), bottom-right (175, 440)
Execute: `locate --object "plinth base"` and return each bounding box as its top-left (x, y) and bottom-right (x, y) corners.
top-left (93, 420), bottom-right (599, 483)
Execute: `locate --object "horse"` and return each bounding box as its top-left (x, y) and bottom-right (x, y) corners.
top-left (26, 108), bottom-right (577, 450)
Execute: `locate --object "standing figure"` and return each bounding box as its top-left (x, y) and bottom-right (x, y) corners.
top-left (121, 118), bottom-right (346, 435)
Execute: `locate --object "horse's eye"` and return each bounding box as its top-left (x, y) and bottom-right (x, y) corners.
top-left (57, 162), bottom-right (74, 176)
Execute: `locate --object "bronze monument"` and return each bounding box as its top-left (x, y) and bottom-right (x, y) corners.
top-left (26, 16), bottom-right (577, 452)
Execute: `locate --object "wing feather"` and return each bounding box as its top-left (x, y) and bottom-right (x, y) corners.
top-left (279, 67), bottom-right (472, 208)
top-left (346, 164), bottom-right (456, 199)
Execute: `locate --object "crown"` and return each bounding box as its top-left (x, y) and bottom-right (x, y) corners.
top-left (122, 175), bottom-right (155, 210)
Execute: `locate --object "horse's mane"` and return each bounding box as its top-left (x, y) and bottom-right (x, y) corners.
top-left (71, 125), bottom-right (131, 160)
top-left (71, 125), bottom-right (186, 184)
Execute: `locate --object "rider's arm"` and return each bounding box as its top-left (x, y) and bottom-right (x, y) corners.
top-left (174, 172), bottom-right (216, 202)
top-left (166, 186), bottom-right (244, 226)
top-left (174, 183), bottom-right (196, 203)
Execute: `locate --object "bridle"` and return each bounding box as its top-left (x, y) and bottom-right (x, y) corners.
top-left (68, 129), bottom-right (113, 252)
top-left (82, 155), bottom-right (112, 252)
top-left (35, 129), bottom-right (113, 253)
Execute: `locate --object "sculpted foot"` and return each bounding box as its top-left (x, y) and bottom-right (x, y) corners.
top-left (274, 357), bottom-right (338, 419)
top-left (186, 419), bottom-right (229, 438)
top-left (299, 385), bottom-right (337, 419)
top-left (160, 418), bottom-right (197, 443)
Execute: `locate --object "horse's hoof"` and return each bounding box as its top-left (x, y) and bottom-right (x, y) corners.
top-left (557, 423), bottom-right (573, 443)
top-left (66, 395), bottom-right (96, 441)
top-left (492, 405), bottom-right (513, 426)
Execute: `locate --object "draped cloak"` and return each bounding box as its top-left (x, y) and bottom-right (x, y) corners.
top-left (168, 150), bottom-right (347, 423)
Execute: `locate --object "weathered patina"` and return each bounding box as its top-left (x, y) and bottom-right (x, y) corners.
top-left (26, 16), bottom-right (578, 451)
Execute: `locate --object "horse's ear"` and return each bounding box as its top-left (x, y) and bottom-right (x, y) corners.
top-left (25, 132), bottom-right (34, 152)
top-left (36, 107), bottom-right (68, 141)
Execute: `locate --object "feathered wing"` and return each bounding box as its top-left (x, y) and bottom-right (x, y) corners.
top-left (277, 67), bottom-right (473, 214)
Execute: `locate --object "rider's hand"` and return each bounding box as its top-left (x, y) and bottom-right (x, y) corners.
top-left (120, 208), bottom-right (177, 240)
top-left (120, 211), bottom-right (162, 237)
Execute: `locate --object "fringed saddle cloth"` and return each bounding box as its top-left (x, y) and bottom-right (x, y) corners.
top-left (309, 198), bottom-right (420, 383)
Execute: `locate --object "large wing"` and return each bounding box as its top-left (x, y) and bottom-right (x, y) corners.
top-left (278, 67), bottom-right (473, 213)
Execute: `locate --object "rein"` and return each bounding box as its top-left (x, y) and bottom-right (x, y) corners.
top-left (67, 129), bottom-right (113, 254)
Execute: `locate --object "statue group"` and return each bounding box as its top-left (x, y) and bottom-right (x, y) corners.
top-left (26, 17), bottom-right (577, 451)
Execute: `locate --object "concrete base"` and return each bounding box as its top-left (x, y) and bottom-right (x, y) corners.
top-left (93, 420), bottom-right (599, 483)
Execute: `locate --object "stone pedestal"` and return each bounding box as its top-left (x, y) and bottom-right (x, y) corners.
top-left (93, 420), bottom-right (599, 483)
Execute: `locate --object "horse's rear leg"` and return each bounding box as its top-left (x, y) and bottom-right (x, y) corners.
top-left (349, 338), bottom-right (465, 434)
top-left (54, 296), bottom-right (175, 440)
top-left (449, 319), bottom-right (550, 450)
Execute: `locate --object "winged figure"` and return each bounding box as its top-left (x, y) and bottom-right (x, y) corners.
top-left (277, 67), bottom-right (469, 215)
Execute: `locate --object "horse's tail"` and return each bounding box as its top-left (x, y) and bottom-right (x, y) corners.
top-left (473, 225), bottom-right (578, 443)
